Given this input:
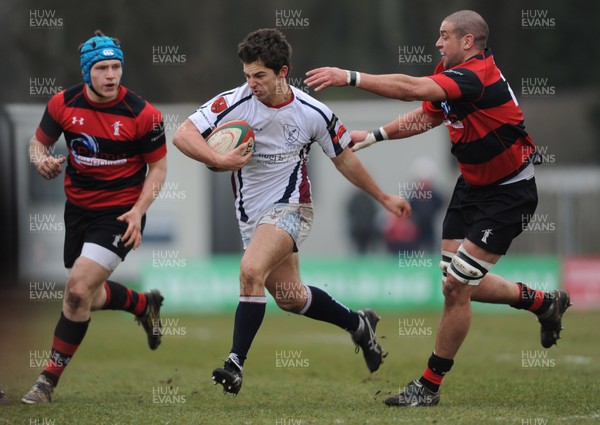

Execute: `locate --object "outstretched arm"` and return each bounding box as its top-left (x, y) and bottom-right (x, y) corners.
top-left (305, 67), bottom-right (447, 102)
top-left (331, 147), bottom-right (411, 218)
top-left (350, 107), bottom-right (444, 152)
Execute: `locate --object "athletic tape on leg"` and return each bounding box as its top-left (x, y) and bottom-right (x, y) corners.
top-left (448, 245), bottom-right (493, 286)
top-left (80, 242), bottom-right (122, 273)
top-left (439, 250), bottom-right (455, 284)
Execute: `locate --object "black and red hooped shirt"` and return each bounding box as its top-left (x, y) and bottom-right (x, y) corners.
top-left (423, 48), bottom-right (536, 186)
top-left (35, 83), bottom-right (167, 209)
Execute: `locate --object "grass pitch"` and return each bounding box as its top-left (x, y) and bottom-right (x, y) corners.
top-left (1, 296), bottom-right (599, 425)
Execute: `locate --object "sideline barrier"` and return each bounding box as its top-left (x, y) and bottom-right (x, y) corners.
top-left (140, 255), bottom-right (560, 314)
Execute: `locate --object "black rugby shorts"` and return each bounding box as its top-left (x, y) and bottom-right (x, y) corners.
top-left (442, 175), bottom-right (538, 255)
top-left (63, 201), bottom-right (146, 268)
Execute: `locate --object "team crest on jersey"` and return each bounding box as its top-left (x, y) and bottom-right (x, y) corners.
top-left (283, 124), bottom-right (300, 144)
top-left (112, 121), bottom-right (123, 136)
top-left (441, 101), bottom-right (463, 128)
top-left (211, 96), bottom-right (228, 113)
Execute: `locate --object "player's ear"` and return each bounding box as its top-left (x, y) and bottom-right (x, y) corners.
top-left (278, 65), bottom-right (289, 78)
top-left (463, 34), bottom-right (475, 49)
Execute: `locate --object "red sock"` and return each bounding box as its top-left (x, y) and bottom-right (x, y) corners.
top-left (102, 280), bottom-right (148, 316)
top-left (42, 313), bottom-right (89, 387)
top-left (418, 352), bottom-right (454, 392)
top-left (422, 366), bottom-right (444, 386)
top-left (511, 282), bottom-right (552, 314)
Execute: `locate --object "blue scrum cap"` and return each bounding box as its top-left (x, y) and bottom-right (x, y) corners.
top-left (79, 31), bottom-right (124, 87)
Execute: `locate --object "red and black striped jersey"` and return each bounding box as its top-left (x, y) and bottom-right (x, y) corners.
top-left (422, 48), bottom-right (536, 186)
top-left (35, 83), bottom-right (167, 209)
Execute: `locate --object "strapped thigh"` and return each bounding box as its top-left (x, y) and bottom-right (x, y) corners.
top-left (448, 245), bottom-right (494, 286)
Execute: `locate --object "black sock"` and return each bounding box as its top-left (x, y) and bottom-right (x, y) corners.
top-left (510, 282), bottom-right (554, 314)
top-left (300, 286), bottom-right (360, 332)
top-left (419, 352), bottom-right (454, 393)
top-left (42, 312), bottom-right (90, 387)
top-left (101, 280), bottom-right (148, 316)
top-left (230, 299), bottom-right (266, 367)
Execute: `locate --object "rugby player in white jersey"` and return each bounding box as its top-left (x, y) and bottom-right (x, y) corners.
top-left (173, 28), bottom-right (411, 395)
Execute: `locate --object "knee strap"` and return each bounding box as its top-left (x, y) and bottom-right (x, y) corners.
top-left (448, 245), bottom-right (494, 286)
top-left (439, 250), bottom-right (455, 284)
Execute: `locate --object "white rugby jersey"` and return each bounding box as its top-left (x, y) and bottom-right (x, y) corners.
top-left (188, 83), bottom-right (351, 225)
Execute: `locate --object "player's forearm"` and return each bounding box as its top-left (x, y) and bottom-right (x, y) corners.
top-left (306, 67), bottom-right (446, 102)
top-left (385, 107), bottom-right (443, 140)
top-left (334, 149), bottom-right (386, 204)
top-left (357, 73), bottom-right (424, 101)
top-left (133, 158), bottom-right (167, 216)
top-left (173, 121), bottom-right (220, 167)
top-left (172, 133), bottom-right (212, 164)
top-left (29, 137), bottom-right (50, 168)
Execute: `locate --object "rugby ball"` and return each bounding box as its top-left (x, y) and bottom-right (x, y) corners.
top-left (205, 120), bottom-right (255, 156)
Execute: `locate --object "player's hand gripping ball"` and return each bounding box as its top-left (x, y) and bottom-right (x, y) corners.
top-left (205, 120), bottom-right (254, 171)
top-left (206, 120), bottom-right (255, 155)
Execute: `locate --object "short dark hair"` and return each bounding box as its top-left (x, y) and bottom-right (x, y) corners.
top-left (237, 28), bottom-right (292, 74)
top-left (444, 10), bottom-right (489, 50)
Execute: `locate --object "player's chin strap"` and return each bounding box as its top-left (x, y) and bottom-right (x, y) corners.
top-left (448, 245), bottom-right (494, 286)
top-left (88, 81), bottom-right (107, 99)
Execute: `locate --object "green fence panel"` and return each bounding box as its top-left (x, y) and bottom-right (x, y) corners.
top-left (140, 255), bottom-right (559, 314)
